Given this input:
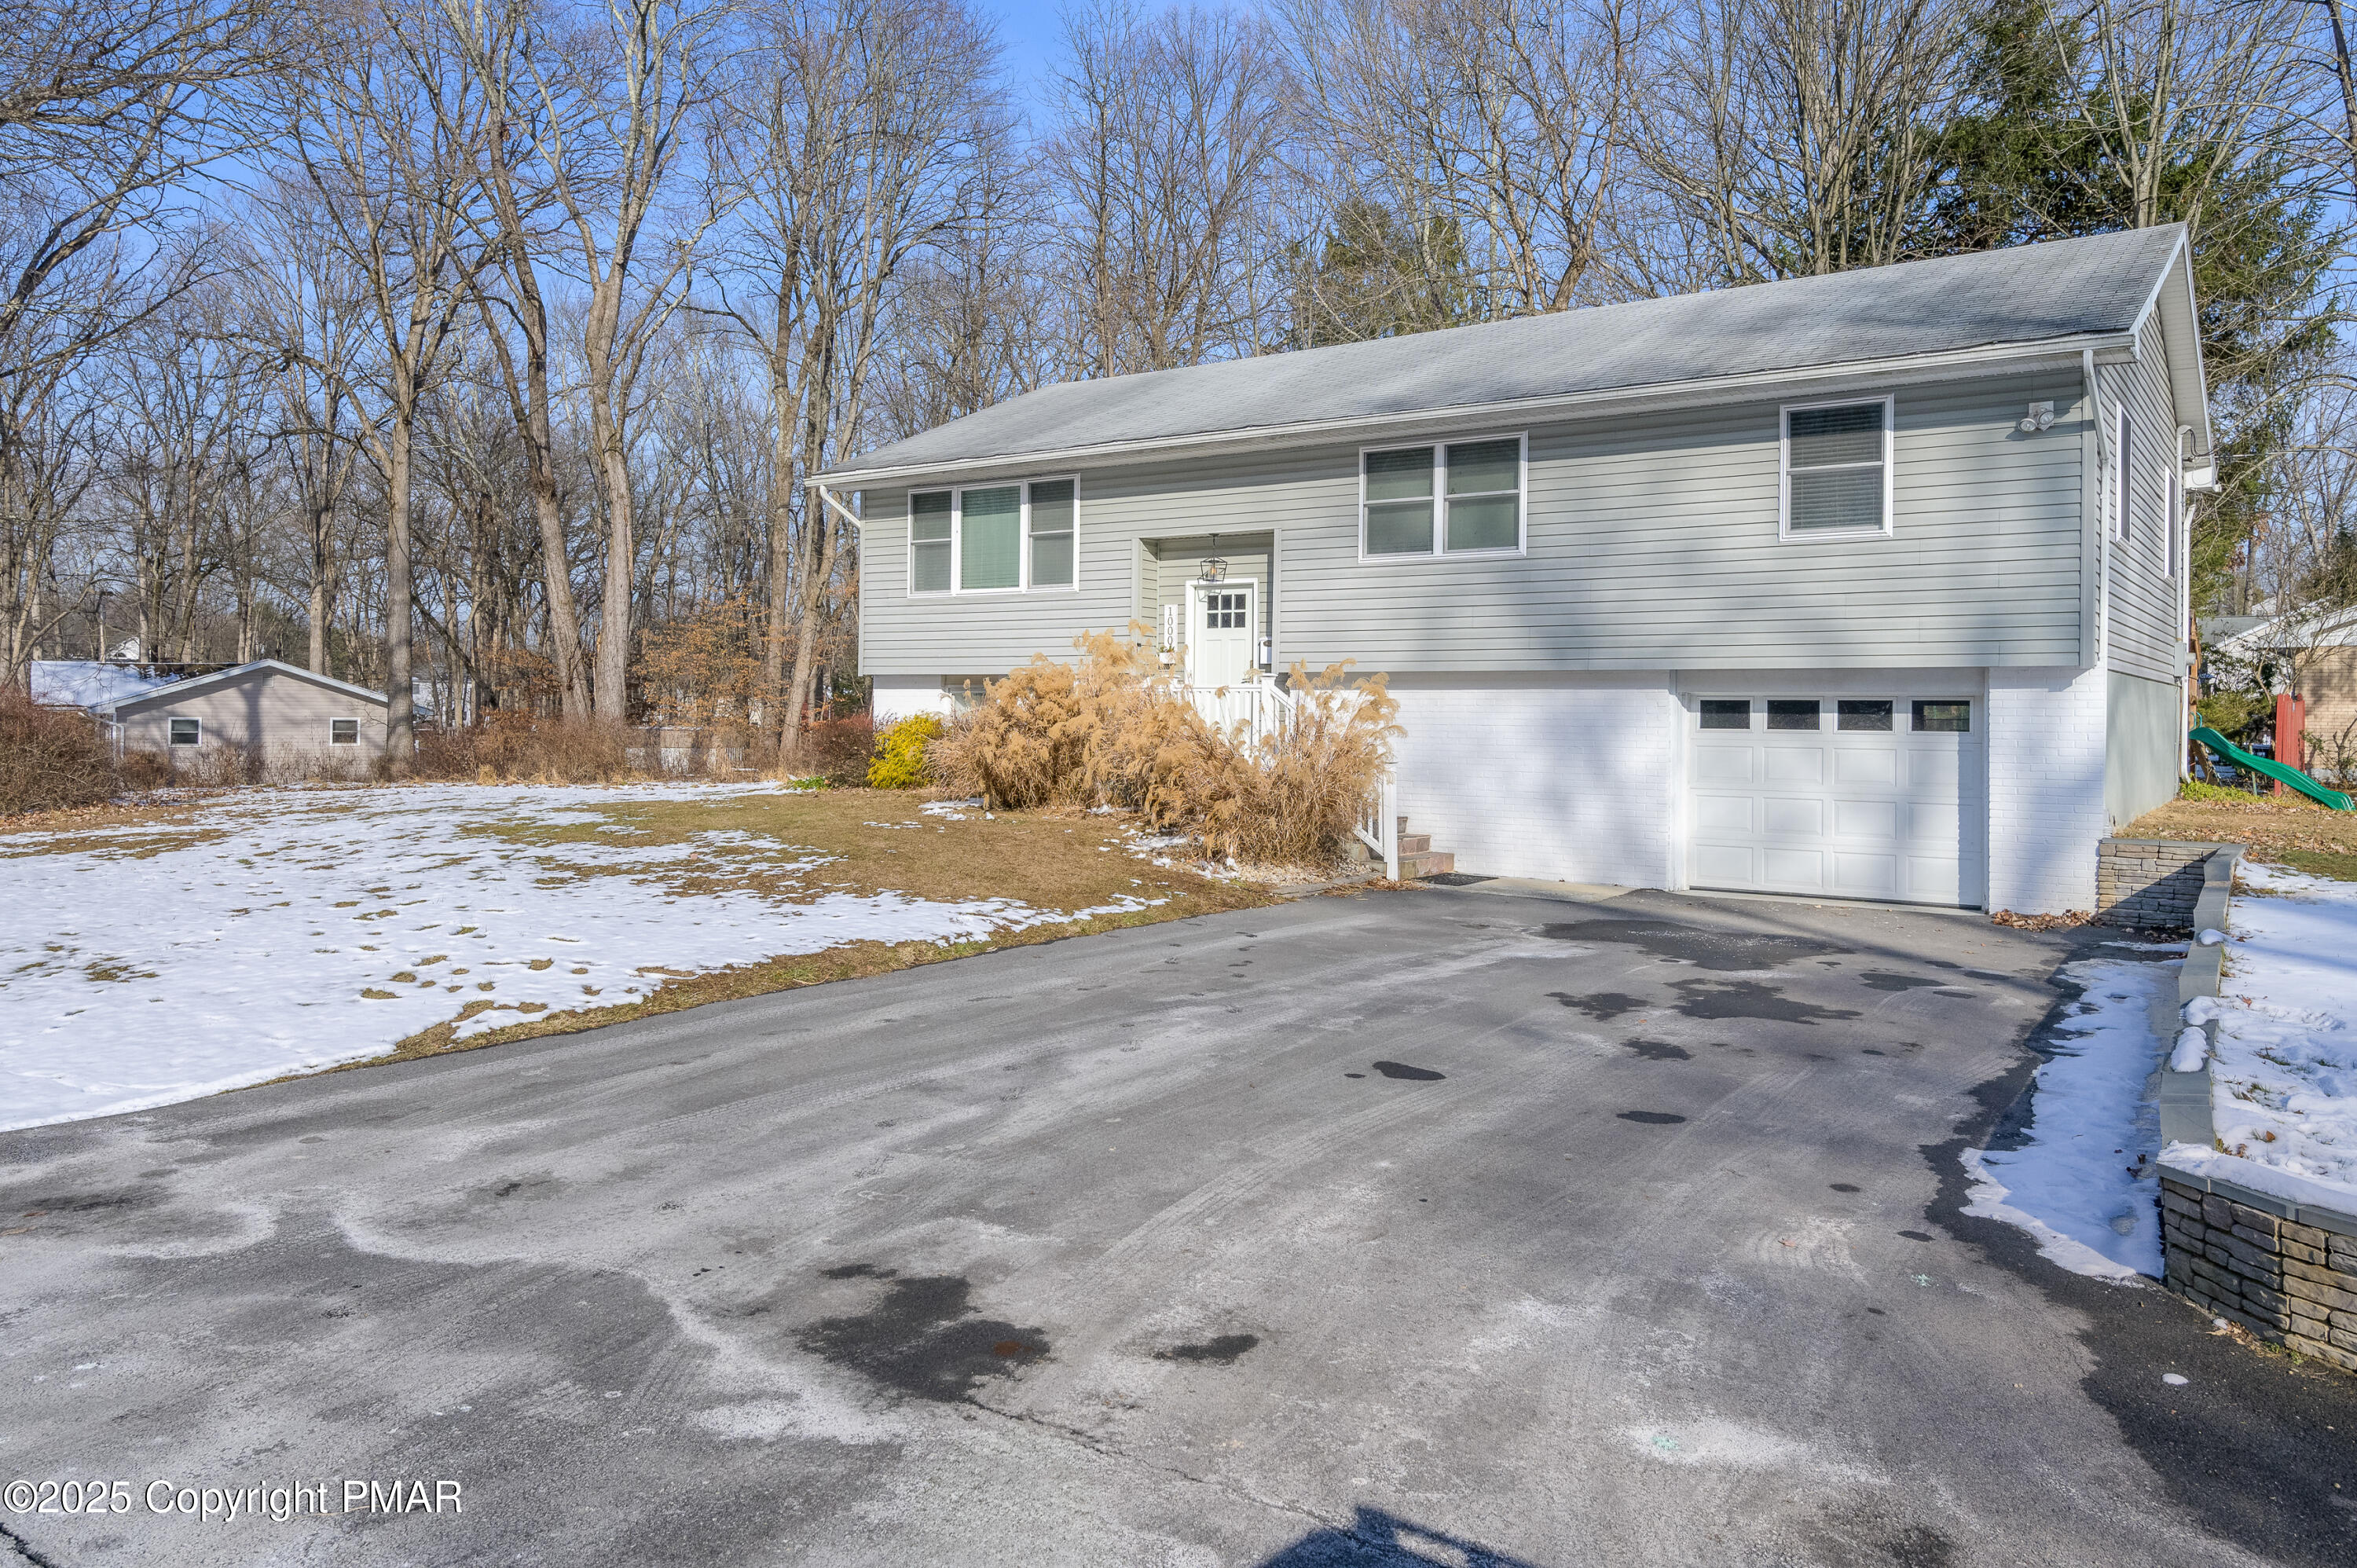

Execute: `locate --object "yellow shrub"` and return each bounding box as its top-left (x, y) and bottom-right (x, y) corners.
top-left (868, 714), bottom-right (946, 788)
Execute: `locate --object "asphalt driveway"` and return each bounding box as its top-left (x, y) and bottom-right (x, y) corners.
top-left (2, 885), bottom-right (2352, 1566)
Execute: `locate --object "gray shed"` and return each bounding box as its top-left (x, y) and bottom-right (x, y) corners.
top-left (106, 659), bottom-right (390, 771)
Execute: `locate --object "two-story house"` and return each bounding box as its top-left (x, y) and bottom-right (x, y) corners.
top-left (813, 226), bottom-right (2209, 916)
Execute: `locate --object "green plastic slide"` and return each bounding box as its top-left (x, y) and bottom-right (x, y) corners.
top-left (2190, 726), bottom-right (2355, 811)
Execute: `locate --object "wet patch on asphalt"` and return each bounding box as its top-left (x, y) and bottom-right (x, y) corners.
top-left (1370, 1061), bottom-right (1445, 1081)
top-left (1860, 972), bottom-right (1944, 992)
top-left (797, 1266), bottom-right (1051, 1402)
top-left (1154, 1333), bottom-right (1260, 1365)
top-left (1541, 918), bottom-right (1849, 971)
top-left (1550, 991), bottom-right (1648, 1020)
top-left (1668, 978), bottom-right (1862, 1026)
top-left (1622, 1039), bottom-right (1692, 1061)
top-left (1617, 1111), bottom-right (1687, 1126)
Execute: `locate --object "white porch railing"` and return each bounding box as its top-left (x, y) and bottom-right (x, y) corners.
top-left (1158, 672), bottom-right (1395, 875)
top-left (1354, 768), bottom-right (1398, 879)
top-left (1175, 674), bottom-right (1297, 744)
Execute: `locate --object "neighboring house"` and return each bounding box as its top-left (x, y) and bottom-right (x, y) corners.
top-left (103, 659), bottom-right (390, 768)
top-left (815, 226), bottom-right (2211, 915)
top-left (2214, 606), bottom-right (2357, 760)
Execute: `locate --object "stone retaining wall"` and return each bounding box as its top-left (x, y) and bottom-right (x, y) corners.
top-left (2159, 1181), bottom-right (2357, 1372)
top-left (2095, 837), bottom-right (2234, 927)
top-left (2154, 841), bottom-right (2357, 1376)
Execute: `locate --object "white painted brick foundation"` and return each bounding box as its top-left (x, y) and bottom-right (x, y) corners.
top-left (871, 676), bottom-right (953, 724)
top-left (1387, 675), bottom-right (1680, 888)
top-left (1986, 664), bottom-right (2108, 914)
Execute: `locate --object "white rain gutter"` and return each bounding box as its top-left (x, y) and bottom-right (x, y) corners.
top-left (810, 333), bottom-right (2139, 489)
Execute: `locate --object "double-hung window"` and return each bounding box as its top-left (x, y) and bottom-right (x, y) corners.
top-left (2113, 406), bottom-right (2134, 543)
top-left (907, 478), bottom-right (1080, 594)
top-left (169, 717), bottom-right (200, 746)
top-left (910, 491), bottom-right (953, 592)
top-left (1780, 397), bottom-right (1893, 538)
top-left (1361, 435), bottom-right (1525, 559)
top-left (329, 718), bottom-right (361, 746)
top-left (1028, 479), bottom-right (1075, 588)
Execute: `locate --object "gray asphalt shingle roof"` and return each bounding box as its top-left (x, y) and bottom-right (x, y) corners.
top-left (824, 225), bottom-right (2188, 480)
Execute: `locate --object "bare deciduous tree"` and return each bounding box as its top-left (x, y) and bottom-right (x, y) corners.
top-left (276, 0), bottom-right (493, 764)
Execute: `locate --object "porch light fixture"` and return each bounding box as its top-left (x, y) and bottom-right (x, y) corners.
top-left (1198, 533), bottom-right (1227, 582)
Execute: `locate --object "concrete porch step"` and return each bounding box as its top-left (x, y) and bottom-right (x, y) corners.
top-left (1401, 848), bottom-right (1454, 877)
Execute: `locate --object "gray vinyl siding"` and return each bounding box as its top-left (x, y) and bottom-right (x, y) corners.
top-left (2106, 669), bottom-right (2183, 827)
top-left (2098, 328), bottom-right (2188, 684)
top-left (1152, 536), bottom-right (1272, 646)
top-left (115, 669), bottom-right (388, 761)
top-left (857, 369), bottom-right (2087, 676)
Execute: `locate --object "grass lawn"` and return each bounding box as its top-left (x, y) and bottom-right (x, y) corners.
top-left (0, 781), bottom-right (1274, 1127)
top-left (2123, 790), bottom-right (2357, 882)
top-left (397, 786), bottom-right (1275, 1062)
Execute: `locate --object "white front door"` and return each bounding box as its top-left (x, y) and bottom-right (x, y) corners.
top-left (1687, 691), bottom-right (1985, 907)
top-left (1188, 581), bottom-right (1257, 687)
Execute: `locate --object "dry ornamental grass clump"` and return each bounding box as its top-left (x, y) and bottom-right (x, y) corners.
top-left (929, 627), bottom-right (1398, 869)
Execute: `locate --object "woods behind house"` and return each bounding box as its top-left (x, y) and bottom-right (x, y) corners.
top-left (5, 0), bottom-right (2354, 765)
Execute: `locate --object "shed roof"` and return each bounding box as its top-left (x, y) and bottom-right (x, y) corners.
top-left (104, 658), bottom-right (390, 715)
top-left (819, 225), bottom-right (2203, 484)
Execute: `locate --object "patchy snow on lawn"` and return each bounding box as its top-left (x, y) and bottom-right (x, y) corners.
top-left (1962, 949), bottom-right (2179, 1279)
top-left (2192, 860), bottom-right (2357, 1199)
top-left (0, 782), bottom-right (1159, 1132)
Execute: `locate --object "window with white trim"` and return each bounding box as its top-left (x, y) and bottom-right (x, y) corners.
top-left (910, 490), bottom-right (951, 592)
top-left (1780, 397), bottom-right (1892, 537)
top-left (1360, 435), bottom-right (1524, 558)
top-left (330, 717), bottom-right (361, 746)
top-left (1028, 478), bottom-right (1075, 588)
top-left (2113, 405), bottom-right (2134, 543)
top-left (907, 478), bottom-right (1080, 594)
top-left (169, 717), bottom-right (200, 746)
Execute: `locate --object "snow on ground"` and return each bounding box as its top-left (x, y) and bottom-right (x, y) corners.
top-left (0, 782), bottom-right (1158, 1132)
top-left (2193, 860), bottom-right (2357, 1198)
top-left (1963, 947), bottom-right (2180, 1279)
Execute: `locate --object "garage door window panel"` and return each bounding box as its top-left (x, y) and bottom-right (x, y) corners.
top-left (1768, 699), bottom-right (1821, 731)
top-left (1699, 699), bottom-right (1752, 730)
top-left (1912, 701), bottom-right (1970, 733)
top-left (1838, 700), bottom-right (1892, 731)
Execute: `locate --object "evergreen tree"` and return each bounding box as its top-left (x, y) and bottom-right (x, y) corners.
top-left (1286, 199), bottom-right (1480, 348)
top-left (1922, 0), bottom-right (2333, 616)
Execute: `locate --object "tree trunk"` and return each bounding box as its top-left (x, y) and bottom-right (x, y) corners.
top-left (761, 351), bottom-right (795, 729)
top-left (385, 416), bottom-right (415, 772)
top-left (591, 397), bottom-right (633, 724)
top-left (309, 494), bottom-right (335, 674)
top-left (521, 309), bottom-right (591, 719)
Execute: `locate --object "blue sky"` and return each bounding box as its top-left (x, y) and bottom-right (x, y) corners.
top-left (984, 0), bottom-right (1070, 112)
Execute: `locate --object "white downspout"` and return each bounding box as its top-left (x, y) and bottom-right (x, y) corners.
top-left (2085, 349), bottom-right (2107, 670)
top-left (808, 481), bottom-right (865, 691)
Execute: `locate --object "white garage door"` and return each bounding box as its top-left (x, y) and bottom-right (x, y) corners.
top-left (1687, 694), bottom-right (1984, 907)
